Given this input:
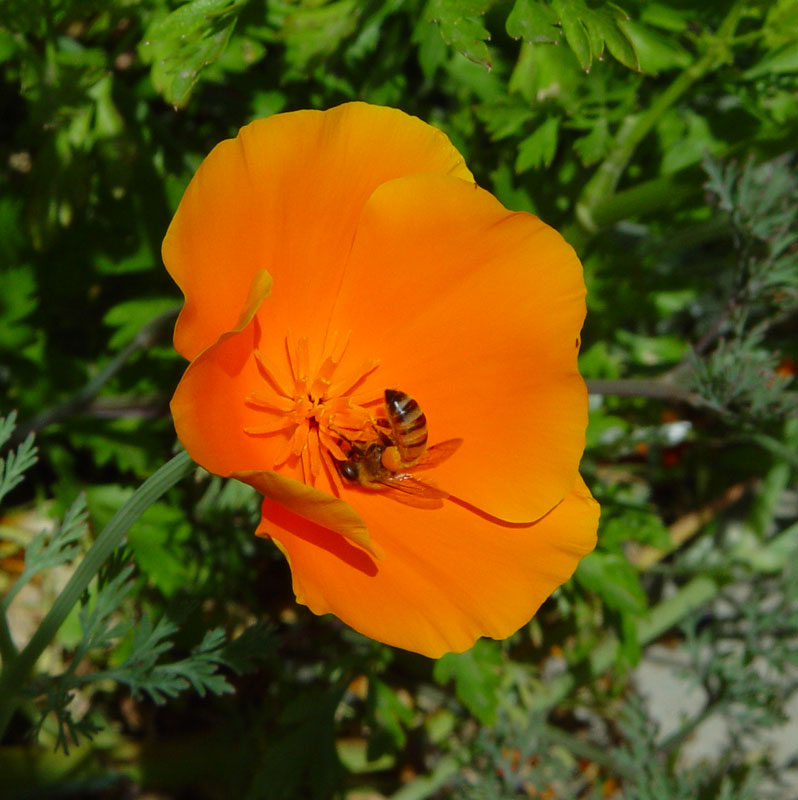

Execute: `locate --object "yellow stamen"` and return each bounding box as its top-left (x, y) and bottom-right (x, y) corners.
top-left (244, 332), bottom-right (382, 487)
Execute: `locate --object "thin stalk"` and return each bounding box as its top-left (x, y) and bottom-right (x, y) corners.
top-left (14, 307), bottom-right (178, 442)
top-left (575, 1), bottom-right (746, 235)
top-left (0, 449), bottom-right (194, 741)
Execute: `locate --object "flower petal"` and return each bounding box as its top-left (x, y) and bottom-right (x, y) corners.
top-left (170, 318), bottom-right (312, 484)
top-left (258, 476), bottom-right (599, 658)
top-left (164, 102), bottom-right (473, 361)
top-left (327, 173), bottom-right (588, 523)
top-left (239, 470), bottom-right (381, 558)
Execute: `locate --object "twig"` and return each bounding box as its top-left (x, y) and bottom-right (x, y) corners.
top-left (13, 307), bottom-right (179, 442)
top-left (585, 378), bottom-right (702, 406)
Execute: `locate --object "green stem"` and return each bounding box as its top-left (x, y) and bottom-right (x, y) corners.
top-left (586, 169), bottom-right (702, 231)
top-left (0, 449), bottom-right (194, 741)
top-left (575, 1), bottom-right (745, 235)
top-left (0, 613), bottom-right (18, 665)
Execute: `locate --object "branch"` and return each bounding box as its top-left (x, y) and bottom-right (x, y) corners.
top-left (585, 378), bottom-right (702, 406)
top-left (14, 307), bottom-right (179, 442)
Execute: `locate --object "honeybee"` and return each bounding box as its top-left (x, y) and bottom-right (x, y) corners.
top-left (337, 389), bottom-right (461, 501)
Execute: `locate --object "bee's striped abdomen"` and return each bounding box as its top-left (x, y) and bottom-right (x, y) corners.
top-left (384, 389), bottom-right (428, 467)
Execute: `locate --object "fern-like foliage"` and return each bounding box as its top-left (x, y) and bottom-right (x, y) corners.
top-left (34, 569), bottom-right (273, 753)
top-left (687, 156), bottom-right (798, 424)
top-left (96, 623), bottom-right (234, 704)
top-left (2, 412), bottom-right (274, 754)
top-left (0, 411), bottom-right (38, 507)
top-left (2, 494), bottom-right (88, 613)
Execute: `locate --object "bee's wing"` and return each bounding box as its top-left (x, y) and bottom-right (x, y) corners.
top-left (414, 438), bottom-right (463, 470)
top-left (381, 473), bottom-right (450, 499)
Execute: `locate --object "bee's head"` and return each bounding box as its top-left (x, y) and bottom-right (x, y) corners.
top-left (339, 460), bottom-right (359, 482)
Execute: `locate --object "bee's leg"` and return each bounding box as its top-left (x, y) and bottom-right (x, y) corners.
top-left (367, 416), bottom-right (393, 447)
top-left (381, 445), bottom-right (403, 473)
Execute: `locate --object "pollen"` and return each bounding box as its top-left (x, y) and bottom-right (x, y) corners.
top-left (243, 331), bottom-right (382, 489)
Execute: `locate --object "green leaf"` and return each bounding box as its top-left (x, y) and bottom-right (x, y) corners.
top-left (0, 415), bottom-right (37, 507)
top-left (103, 298), bottom-right (180, 350)
top-left (126, 516), bottom-right (193, 597)
top-left (506, 0), bottom-right (559, 43)
top-left (618, 17), bottom-right (691, 74)
top-left (219, 621), bottom-right (274, 674)
top-left (274, 0), bottom-right (361, 74)
top-left (515, 116), bottom-right (560, 172)
top-left (433, 639), bottom-right (503, 725)
top-left (2, 494), bottom-right (87, 612)
top-left (744, 42), bottom-right (798, 80)
top-left (250, 687), bottom-right (345, 800)
top-left (551, 0), bottom-right (590, 69)
top-left (96, 621), bottom-right (233, 704)
top-left (366, 678), bottom-right (414, 757)
top-left (86, 486), bottom-right (193, 596)
top-left (615, 330), bottom-right (687, 366)
top-left (139, 0), bottom-right (247, 107)
top-left (575, 551), bottom-right (647, 615)
top-left (549, 0), bottom-right (639, 71)
top-left (601, 510), bottom-right (671, 552)
top-left (0, 412), bottom-right (17, 452)
top-left (591, 2), bottom-right (639, 70)
top-left (413, 16), bottom-right (450, 79)
top-left (639, 2), bottom-right (688, 33)
top-left (763, 0), bottom-right (798, 49)
top-left (0, 28), bottom-right (18, 63)
top-left (426, 0), bottom-right (495, 69)
top-left (573, 118), bottom-right (611, 166)
top-left (0, 265), bottom-right (38, 351)
top-left (585, 406), bottom-right (630, 449)
top-left (477, 100), bottom-right (536, 140)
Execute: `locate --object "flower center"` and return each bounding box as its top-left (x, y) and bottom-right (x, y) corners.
top-left (243, 332), bottom-right (383, 488)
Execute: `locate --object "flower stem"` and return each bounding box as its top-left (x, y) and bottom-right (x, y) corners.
top-left (0, 449), bottom-right (194, 741)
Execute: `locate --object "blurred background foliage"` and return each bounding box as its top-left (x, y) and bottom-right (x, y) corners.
top-left (0, 0), bottom-right (796, 797)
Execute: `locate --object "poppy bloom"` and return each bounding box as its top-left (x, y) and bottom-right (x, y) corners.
top-left (165, 102), bottom-right (598, 658)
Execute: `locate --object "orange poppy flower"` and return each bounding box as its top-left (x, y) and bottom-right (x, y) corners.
top-left (165, 102), bottom-right (598, 658)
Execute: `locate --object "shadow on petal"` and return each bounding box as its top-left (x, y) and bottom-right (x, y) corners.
top-left (259, 497), bottom-right (379, 578)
